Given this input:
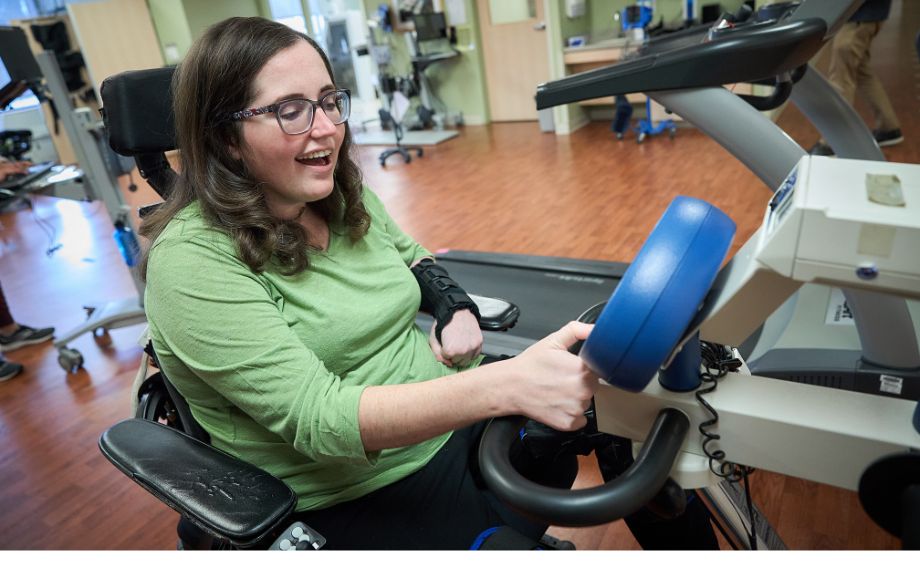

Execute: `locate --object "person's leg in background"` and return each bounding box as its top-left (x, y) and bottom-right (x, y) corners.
top-left (827, 21), bottom-right (902, 145)
top-left (0, 281), bottom-right (54, 382)
top-left (0, 281), bottom-right (54, 353)
top-left (852, 22), bottom-right (901, 144)
top-left (0, 284), bottom-right (24, 382)
top-left (810, 18), bottom-right (903, 155)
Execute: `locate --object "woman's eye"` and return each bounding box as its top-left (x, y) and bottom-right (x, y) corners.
top-left (280, 108), bottom-right (304, 121)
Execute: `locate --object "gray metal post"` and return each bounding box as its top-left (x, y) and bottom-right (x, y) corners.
top-left (36, 51), bottom-right (148, 372)
top-left (650, 87), bottom-right (805, 192)
top-left (791, 65), bottom-right (885, 161)
top-left (35, 52), bottom-right (128, 225)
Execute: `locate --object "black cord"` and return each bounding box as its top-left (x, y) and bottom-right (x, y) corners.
top-left (696, 340), bottom-right (759, 549)
top-left (743, 467), bottom-right (758, 550)
top-left (26, 197), bottom-right (62, 256)
top-left (696, 341), bottom-right (749, 482)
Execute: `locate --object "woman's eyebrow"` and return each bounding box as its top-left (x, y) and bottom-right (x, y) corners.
top-left (270, 84), bottom-right (336, 104)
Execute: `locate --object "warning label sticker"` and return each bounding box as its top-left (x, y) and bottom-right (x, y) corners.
top-left (879, 374), bottom-right (903, 395)
top-left (825, 288), bottom-right (856, 326)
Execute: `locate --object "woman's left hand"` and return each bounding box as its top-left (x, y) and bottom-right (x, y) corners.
top-left (429, 309), bottom-right (483, 368)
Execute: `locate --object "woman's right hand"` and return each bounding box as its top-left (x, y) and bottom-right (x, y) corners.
top-left (505, 321), bottom-right (599, 432)
top-left (0, 160), bottom-right (31, 181)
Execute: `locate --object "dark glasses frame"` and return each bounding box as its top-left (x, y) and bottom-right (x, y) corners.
top-left (228, 88), bottom-right (351, 135)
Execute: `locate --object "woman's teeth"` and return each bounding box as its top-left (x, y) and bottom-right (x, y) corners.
top-left (298, 150), bottom-right (332, 166)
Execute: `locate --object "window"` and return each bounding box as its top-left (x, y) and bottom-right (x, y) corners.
top-left (268, 0), bottom-right (308, 35)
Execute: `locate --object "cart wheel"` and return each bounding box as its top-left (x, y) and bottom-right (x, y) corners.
top-left (417, 148), bottom-right (424, 158)
top-left (93, 327), bottom-right (113, 347)
top-left (58, 348), bottom-right (84, 374)
top-left (637, 132), bottom-right (646, 144)
top-left (616, 132), bottom-right (624, 141)
top-left (669, 128), bottom-right (676, 139)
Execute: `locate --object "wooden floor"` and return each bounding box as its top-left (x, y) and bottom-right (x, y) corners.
top-left (0, 1), bottom-right (916, 550)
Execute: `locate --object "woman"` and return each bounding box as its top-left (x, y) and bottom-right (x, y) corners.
top-left (142, 17), bottom-right (597, 549)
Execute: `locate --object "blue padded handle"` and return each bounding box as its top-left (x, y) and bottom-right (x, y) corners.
top-left (580, 196), bottom-right (736, 392)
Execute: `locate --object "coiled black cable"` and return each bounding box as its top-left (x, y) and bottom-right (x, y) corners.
top-left (696, 340), bottom-right (758, 549)
top-left (696, 340), bottom-right (749, 482)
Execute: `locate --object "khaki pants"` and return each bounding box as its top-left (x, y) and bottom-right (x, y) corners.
top-left (828, 20), bottom-right (900, 131)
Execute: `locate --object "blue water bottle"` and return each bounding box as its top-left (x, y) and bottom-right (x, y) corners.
top-left (113, 220), bottom-right (141, 267)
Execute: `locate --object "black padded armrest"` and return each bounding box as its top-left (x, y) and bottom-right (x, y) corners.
top-left (470, 294), bottom-right (519, 331)
top-left (99, 419), bottom-right (296, 548)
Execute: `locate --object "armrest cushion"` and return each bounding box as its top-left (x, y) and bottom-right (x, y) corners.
top-left (470, 294), bottom-right (519, 331)
top-left (99, 419), bottom-right (295, 548)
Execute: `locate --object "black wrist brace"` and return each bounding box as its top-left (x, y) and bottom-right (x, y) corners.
top-left (411, 258), bottom-right (481, 343)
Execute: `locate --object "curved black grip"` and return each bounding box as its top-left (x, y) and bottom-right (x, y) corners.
top-left (479, 408), bottom-right (689, 527)
top-left (737, 79), bottom-right (793, 111)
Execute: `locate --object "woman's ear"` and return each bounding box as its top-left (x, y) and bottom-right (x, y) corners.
top-left (228, 138), bottom-right (242, 160)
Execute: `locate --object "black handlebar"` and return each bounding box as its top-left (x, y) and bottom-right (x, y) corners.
top-left (736, 65), bottom-right (807, 111)
top-left (478, 408), bottom-right (690, 527)
top-left (737, 79), bottom-right (793, 111)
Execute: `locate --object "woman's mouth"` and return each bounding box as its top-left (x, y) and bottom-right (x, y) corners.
top-left (296, 149), bottom-right (333, 167)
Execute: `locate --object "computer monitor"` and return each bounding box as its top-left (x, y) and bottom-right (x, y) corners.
top-left (0, 26), bottom-right (43, 110)
top-left (413, 12), bottom-right (447, 42)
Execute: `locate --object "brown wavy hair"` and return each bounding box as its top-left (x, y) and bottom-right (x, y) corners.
top-left (139, 17), bottom-right (370, 278)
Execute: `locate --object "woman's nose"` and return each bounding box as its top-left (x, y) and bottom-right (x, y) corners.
top-left (310, 107), bottom-right (338, 137)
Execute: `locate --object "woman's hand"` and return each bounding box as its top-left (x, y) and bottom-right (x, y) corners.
top-left (429, 309), bottom-right (483, 368)
top-left (506, 321), bottom-right (599, 432)
top-left (0, 160), bottom-right (31, 181)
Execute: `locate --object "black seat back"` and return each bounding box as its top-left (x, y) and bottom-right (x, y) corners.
top-left (100, 66), bottom-right (178, 198)
top-left (142, 344), bottom-right (210, 444)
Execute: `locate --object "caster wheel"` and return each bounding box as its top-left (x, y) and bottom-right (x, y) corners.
top-left (616, 133), bottom-right (624, 141)
top-left (405, 156), bottom-right (412, 164)
top-left (637, 133), bottom-right (646, 144)
top-left (58, 348), bottom-right (85, 374)
top-left (93, 327), bottom-right (113, 347)
top-left (669, 128), bottom-right (676, 139)
top-left (417, 149), bottom-right (424, 158)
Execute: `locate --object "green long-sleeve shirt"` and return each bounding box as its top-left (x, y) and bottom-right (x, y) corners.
top-left (145, 188), bottom-right (471, 511)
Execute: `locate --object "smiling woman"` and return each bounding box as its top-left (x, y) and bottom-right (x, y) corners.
top-left (138, 16), bottom-right (611, 550)
top-left (138, 18), bottom-right (368, 276)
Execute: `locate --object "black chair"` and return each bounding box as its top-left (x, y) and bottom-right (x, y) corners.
top-left (96, 66), bottom-right (532, 550)
top-left (377, 74), bottom-right (424, 167)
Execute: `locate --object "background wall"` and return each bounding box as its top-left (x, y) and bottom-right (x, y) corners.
top-left (146, 0), bottom-right (269, 64)
top-left (362, 0), bottom-right (490, 125)
top-left (183, 0), bottom-right (267, 38)
top-left (147, 0), bottom-right (193, 65)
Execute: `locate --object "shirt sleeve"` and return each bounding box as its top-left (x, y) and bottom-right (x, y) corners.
top-left (364, 187), bottom-right (431, 266)
top-left (146, 233), bottom-right (376, 466)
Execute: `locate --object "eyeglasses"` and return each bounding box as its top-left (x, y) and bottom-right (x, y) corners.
top-left (229, 89), bottom-right (351, 135)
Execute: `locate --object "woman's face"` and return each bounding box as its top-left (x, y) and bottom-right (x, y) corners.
top-left (232, 40), bottom-right (346, 219)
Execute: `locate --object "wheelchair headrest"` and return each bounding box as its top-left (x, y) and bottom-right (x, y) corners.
top-left (101, 66), bottom-right (176, 156)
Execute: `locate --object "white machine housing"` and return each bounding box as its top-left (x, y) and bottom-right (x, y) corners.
top-left (596, 156), bottom-right (920, 492)
top-left (699, 156), bottom-right (919, 347)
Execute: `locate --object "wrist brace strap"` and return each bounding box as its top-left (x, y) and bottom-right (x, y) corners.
top-left (411, 259), bottom-right (481, 343)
